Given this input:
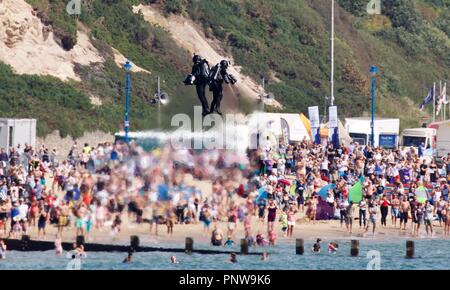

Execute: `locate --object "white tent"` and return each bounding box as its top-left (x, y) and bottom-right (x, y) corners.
top-left (247, 113), bottom-right (311, 143)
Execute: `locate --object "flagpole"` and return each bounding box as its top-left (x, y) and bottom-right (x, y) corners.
top-left (330, 0), bottom-right (335, 107)
top-left (443, 81), bottom-right (446, 121)
top-left (439, 80), bottom-right (442, 121)
top-left (445, 82), bottom-right (450, 121)
top-left (433, 82), bottom-right (436, 123)
top-left (445, 81), bottom-right (448, 121)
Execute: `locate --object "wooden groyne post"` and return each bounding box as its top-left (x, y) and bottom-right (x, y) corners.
top-left (406, 240), bottom-right (414, 259)
top-left (296, 239), bottom-right (304, 255)
top-left (76, 235), bottom-right (85, 246)
top-left (350, 240), bottom-right (359, 257)
top-left (130, 235), bottom-right (140, 251)
top-left (21, 235), bottom-right (30, 251)
top-left (185, 237), bottom-right (194, 254)
top-left (240, 239), bottom-right (249, 255)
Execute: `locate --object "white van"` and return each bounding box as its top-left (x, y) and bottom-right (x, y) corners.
top-left (401, 128), bottom-right (436, 151)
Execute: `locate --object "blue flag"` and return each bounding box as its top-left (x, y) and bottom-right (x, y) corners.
top-left (419, 86), bottom-right (434, 111)
top-left (314, 127), bottom-right (321, 144)
top-left (332, 127), bottom-right (339, 149)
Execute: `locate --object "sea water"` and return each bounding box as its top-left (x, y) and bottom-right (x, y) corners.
top-left (0, 239), bottom-right (449, 270)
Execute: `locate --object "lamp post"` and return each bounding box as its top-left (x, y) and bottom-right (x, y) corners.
top-left (123, 61), bottom-right (133, 144)
top-left (370, 65), bottom-right (378, 147)
top-left (157, 76), bottom-right (163, 129)
top-left (150, 76), bottom-right (169, 129)
top-left (260, 76), bottom-right (266, 112)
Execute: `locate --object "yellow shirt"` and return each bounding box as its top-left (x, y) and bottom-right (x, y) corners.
top-left (84, 146), bottom-right (91, 155)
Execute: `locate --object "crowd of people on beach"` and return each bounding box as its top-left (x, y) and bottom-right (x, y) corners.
top-left (0, 134), bottom-right (449, 263)
top-left (252, 140), bottom-right (450, 238)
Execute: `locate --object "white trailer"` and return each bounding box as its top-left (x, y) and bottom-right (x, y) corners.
top-left (345, 117), bottom-right (400, 148)
top-left (401, 128), bottom-right (436, 150)
top-left (429, 120), bottom-right (450, 158)
top-left (0, 118), bottom-right (36, 152)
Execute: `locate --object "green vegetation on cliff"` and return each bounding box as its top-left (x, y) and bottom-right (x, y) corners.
top-left (1, 0), bottom-right (448, 137)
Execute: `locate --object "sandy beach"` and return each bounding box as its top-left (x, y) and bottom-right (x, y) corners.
top-left (7, 210), bottom-right (450, 250)
top-left (3, 174), bottom-right (449, 249)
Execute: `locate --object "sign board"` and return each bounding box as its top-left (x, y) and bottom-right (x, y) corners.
top-left (379, 134), bottom-right (397, 149)
top-left (329, 106), bottom-right (338, 128)
top-left (308, 106), bottom-right (320, 128)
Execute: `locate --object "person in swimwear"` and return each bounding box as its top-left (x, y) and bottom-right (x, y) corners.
top-left (229, 253), bottom-right (237, 263)
top-left (268, 230), bottom-right (276, 246)
top-left (261, 252), bottom-right (268, 261)
top-left (328, 242), bottom-right (339, 253)
top-left (123, 251), bottom-right (133, 263)
top-left (256, 232), bottom-right (267, 246)
top-left (390, 195), bottom-right (400, 228)
top-left (267, 199), bottom-right (277, 232)
top-left (310, 195), bottom-right (318, 224)
top-left (287, 206), bottom-right (297, 238)
top-left (312, 238), bottom-right (322, 253)
top-left (171, 255), bottom-right (179, 264)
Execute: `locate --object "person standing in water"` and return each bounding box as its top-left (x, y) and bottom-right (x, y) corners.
top-left (312, 238), bottom-right (321, 253)
top-left (261, 252), bottom-right (268, 261)
top-left (123, 251), bottom-right (133, 263)
top-left (229, 253), bottom-right (237, 263)
top-left (328, 242), bottom-right (339, 253)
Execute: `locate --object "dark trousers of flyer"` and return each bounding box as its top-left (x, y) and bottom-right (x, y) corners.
top-left (210, 84), bottom-right (223, 113)
top-left (195, 83), bottom-right (209, 114)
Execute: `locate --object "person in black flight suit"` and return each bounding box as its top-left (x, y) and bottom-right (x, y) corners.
top-left (208, 60), bottom-right (237, 115)
top-left (185, 54), bottom-right (211, 116)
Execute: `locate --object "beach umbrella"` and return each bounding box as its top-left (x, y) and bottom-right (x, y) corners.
top-left (348, 181), bottom-right (363, 203)
top-left (416, 186), bottom-right (429, 203)
top-left (318, 183), bottom-right (336, 199)
top-left (278, 178), bottom-right (291, 186)
top-left (256, 187), bottom-right (268, 202)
